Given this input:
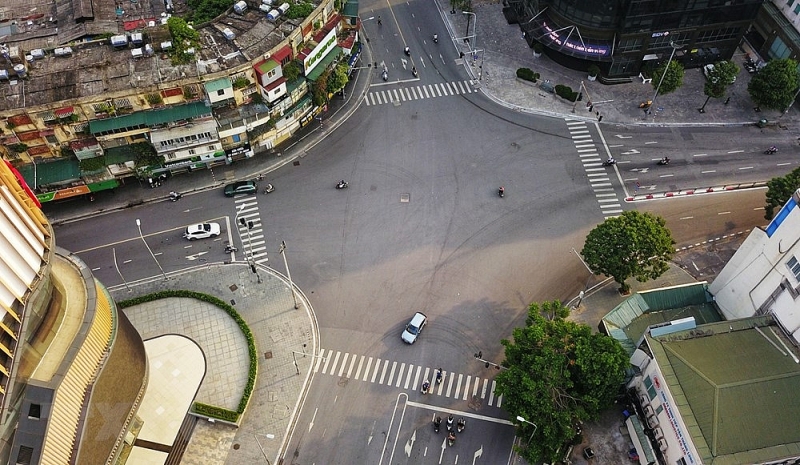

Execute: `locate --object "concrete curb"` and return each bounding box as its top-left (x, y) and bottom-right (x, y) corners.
top-left (624, 182), bottom-right (767, 202)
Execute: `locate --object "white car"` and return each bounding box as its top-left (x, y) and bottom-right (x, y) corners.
top-left (183, 222), bottom-right (221, 240)
top-left (401, 312), bottom-right (428, 344)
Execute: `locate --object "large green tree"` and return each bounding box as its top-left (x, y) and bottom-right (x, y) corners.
top-left (326, 62), bottom-right (350, 95)
top-left (765, 166), bottom-right (800, 220)
top-left (651, 60), bottom-right (685, 96)
top-left (748, 58), bottom-right (800, 111)
top-left (581, 211), bottom-right (674, 293)
top-left (496, 302), bottom-right (628, 464)
top-left (700, 60), bottom-right (739, 112)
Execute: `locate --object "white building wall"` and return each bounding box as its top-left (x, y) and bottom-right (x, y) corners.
top-left (773, 0), bottom-right (800, 32)
top-left (709, 189), bottom-right (800, 342)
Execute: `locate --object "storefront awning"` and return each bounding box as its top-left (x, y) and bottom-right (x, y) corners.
top-left (305, 46), bottom-right (343, 82)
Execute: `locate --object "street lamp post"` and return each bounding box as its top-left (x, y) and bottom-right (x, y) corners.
top-left (135, 218), bottom-right (167, 280)
top-left (648, 41), bottom-right (683, 116)
top-left (516, 415), bottom-right (538, 447)
top-left (463, 11), bottom-right (476, 50)
top-left (279, 241), bottom-right (299, 309)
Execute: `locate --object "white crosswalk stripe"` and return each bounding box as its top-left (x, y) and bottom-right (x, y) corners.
top-left (365, 80), bottom-right (475, 106)
top-left (565, 118), bottom-right (624, 219)
top-left (315, 349), bottom-right (504, 408)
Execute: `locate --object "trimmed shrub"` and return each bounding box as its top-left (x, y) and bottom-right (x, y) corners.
top-left (555, 84), bottom-right (579, 102)
top-left (516, 68), bottom-right (540, 83)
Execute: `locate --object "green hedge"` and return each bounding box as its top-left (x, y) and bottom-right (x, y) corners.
top-left (555, 84), bottom-right (579, 102)
top-left (516, 68), bottom-right (540, 83)
top-left (193, 402), bottom-right (239, 422)
top-left (118, 289), bottom-right (258, 420)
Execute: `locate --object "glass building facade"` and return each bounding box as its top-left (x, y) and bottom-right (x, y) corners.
top-left (509, 0), bottom-right (764, 77)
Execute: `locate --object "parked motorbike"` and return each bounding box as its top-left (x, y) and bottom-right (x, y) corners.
top-left (336, 180), bottom-right (349, 189)
top-left (263, 183), bottom-right (275, 194)
top-left (169, 191), bottom-right (182, 201)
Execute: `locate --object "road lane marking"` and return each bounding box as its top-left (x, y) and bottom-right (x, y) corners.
top-left (777, 162), bottom-right (791, 166)
top-left (347, 354), bottom-right (357, 378)
top-left (395, 363), bottom-right (404, 387)
top-left (405, 401), bottom-right (513, 424)
top-left (463, 375), bottom-right (471, 400)
top-left (371, 358), bottom-right (381, 382)
top-left (693, 153), bottom-right (708, 157)
top-left (338, 353), bottom-right (349, 377)
top-left (659, 174), bottom-right (674, 178)
top-left (644, 141), bottom-right (658, 144)
top-left (738, 166), bottom-right (754, 170)
top-left (718, 211), bottom-right (731, 215)
top-left (379, 359), bottom-right (389, 384)
top-left (680, 216), bottom-right (694, 220)
top-left (701, 170), bottom-right (716, 173)
top-left (404, 364), bottom-right (413, 389)
top-left (727, 150), bottom-right (744, 153)
top-left (362, 357), bottom-right (372, 381)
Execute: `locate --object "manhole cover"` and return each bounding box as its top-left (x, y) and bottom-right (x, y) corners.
top-left (229, 284), bottom-right (238, 292)
top-left (233, 444), bottom-right (240, 450)
top-left (400, 193), bottom-right (410, 203)
top-left (264, 351), bottom-right (273, 359)
top-left (293, 160), bottom-right (300, 166)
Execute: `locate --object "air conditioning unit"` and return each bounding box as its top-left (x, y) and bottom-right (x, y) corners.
top-left (643, 405), bottom-right (654, 417)
top-left (658, 438), bottom-right (668, 452)
top-left (640, 394), bottom-right (650, 405)
top-left (648, 415), bottom-right (660, 429)
top-left (654, 427), bottom-right (664, 440)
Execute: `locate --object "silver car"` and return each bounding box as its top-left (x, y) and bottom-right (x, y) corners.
top-left (401, 312), bottom-right (428, 344)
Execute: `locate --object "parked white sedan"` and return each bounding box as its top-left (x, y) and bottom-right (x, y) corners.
top-left (183, 222), bottom-right (221, 240)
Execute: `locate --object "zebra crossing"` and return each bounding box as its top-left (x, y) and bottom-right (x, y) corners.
top-left (365, 80), bottom-right (475, 106)
top-left (314, 348), bottom-right (504, 408)
top-left (565, 119), bottom-right (624, 219)
top-left (233, 196), bottom-right (269, 265)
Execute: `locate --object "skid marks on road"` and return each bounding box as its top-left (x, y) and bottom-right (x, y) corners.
top-left (566, 119), bottom-right (623, 219)
top-left (315, 348), bottom-right (503, 409)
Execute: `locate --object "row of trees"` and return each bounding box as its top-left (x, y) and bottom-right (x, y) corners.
top-left (652, 57), bottom-right (800, 113)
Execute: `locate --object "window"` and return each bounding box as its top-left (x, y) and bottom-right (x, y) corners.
top-left (28, 404), bottom-right (41, 419)
top-left (789, 0), bottom-right (795, 6)
top-left (217, 89), bottom-right (225, 96)
top-left (787, 256), bottom-right (800, 281)
top-left (232, 134), bottom-right (241, 143)
top-left (208, 145), bottom-right (216, 151)
top-left (16, 446), bottom-right (33, 465)
top-left (267, 69), bottom-right (276, 78)
top-left (769, 37), bottom-right (791, 59)
top-left (188, 149), bottom-right (196, 155)
top-left (643, 376), bottom-right (656, 400)
top-left (795, 3), bottom-right (800, 14)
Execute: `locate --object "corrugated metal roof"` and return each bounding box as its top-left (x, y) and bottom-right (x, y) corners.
top-left (649, 317), bottom-right (800, 464)
top-left (88, 102), bottom-right (212, 135)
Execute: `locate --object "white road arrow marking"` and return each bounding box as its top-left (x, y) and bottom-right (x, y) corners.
top-left (404, 430), bottom-right (416, 456)
top-left (308, 407), bottom-right (317, 432)
top-left (630, 168), bottom-right (650, 173)
top-left (622, 149), bottom-right (640, 155)
top-left (185, 251), bottom-right (208, 261)
top-left (368, 420), bottom-right (376, 445)
top-left (439, 436), bottom-right (448, 463)
top-left (473, 445), bottom-right (484, 463)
